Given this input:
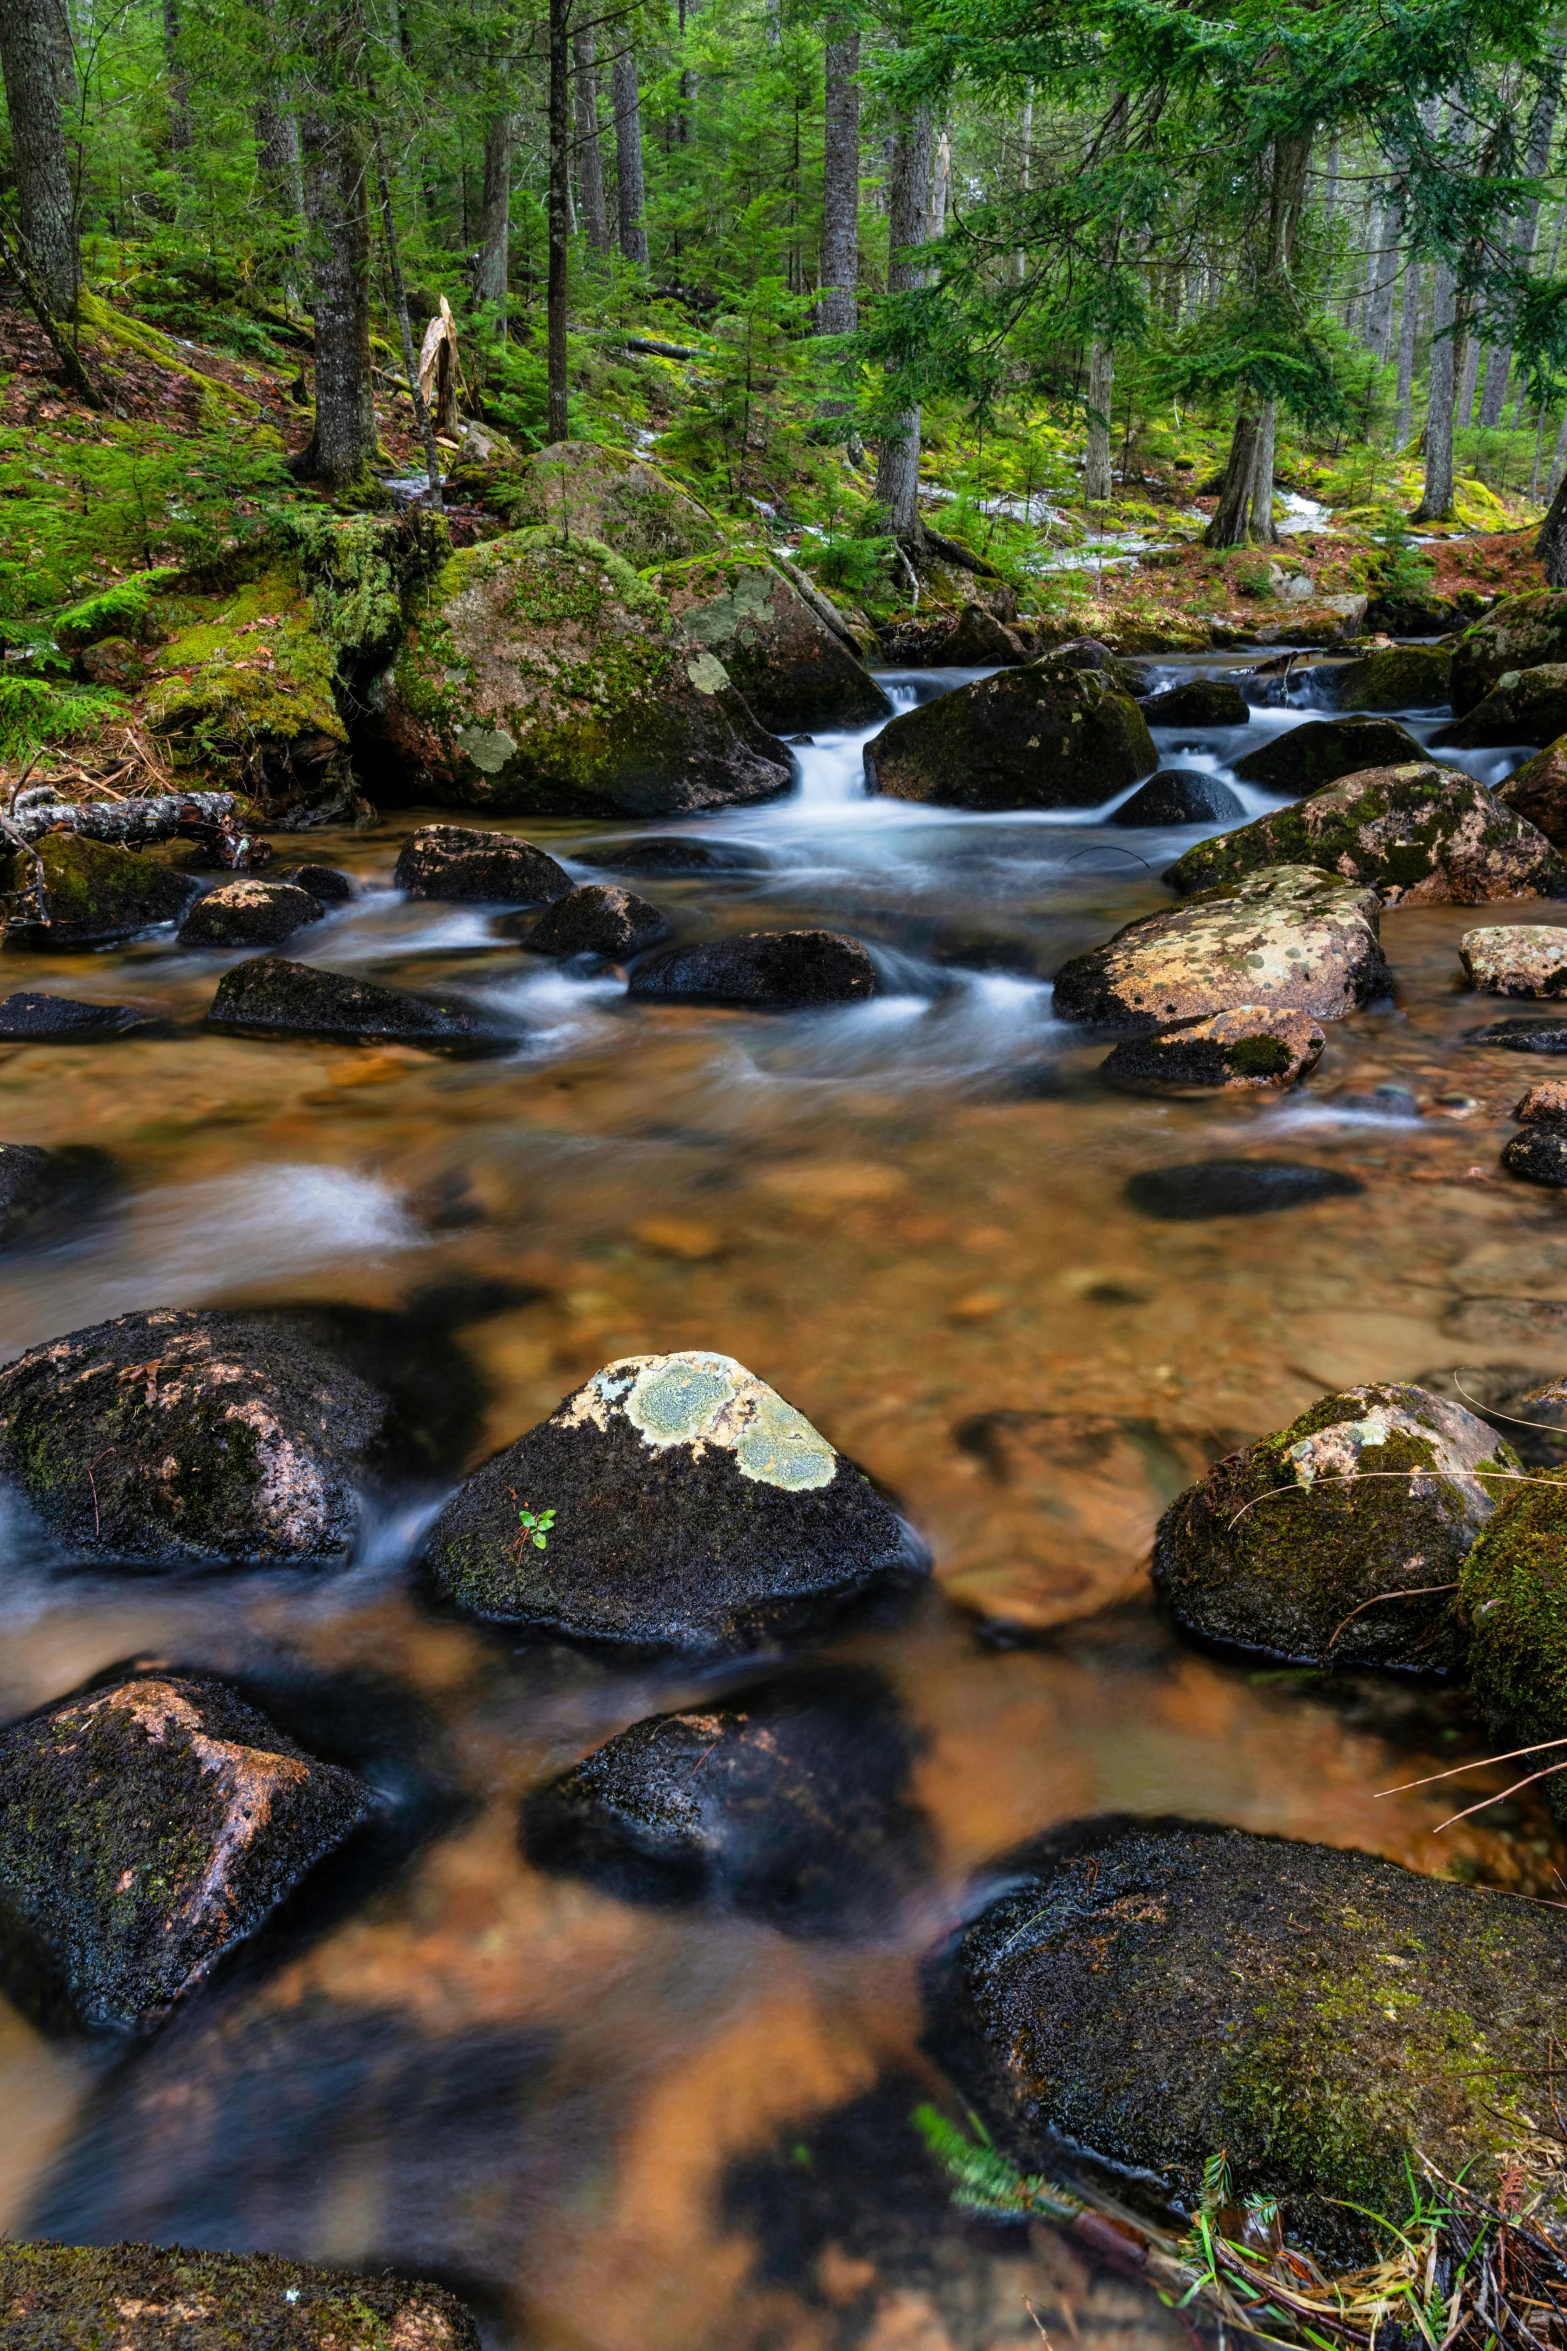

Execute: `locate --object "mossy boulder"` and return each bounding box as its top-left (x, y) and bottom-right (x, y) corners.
top-left (1499, 736), bottom-right (1567, 849)
top-left (628, 928), bottom-right (878, 1007)
top-left (1109, 769), bottom-right (1244, 826)
top-left (363, 529), bottom-right (792, 817)
top-left (522, 1664), bottom-right (930, 1933)
top-left (1152, 1382), bottom-right (1516, 1667)
top-left (1139, 677), bottom-right (1250, 727)
top-left (177, 878), bottom-right (324, 949)
top-left (423, 1348), bottom-right (927, 1649)
top-left (929, 1821), bottom-right (1567, 2265)
top-left (207, 955), bottom-right (509, 1053)
top-left (524, 882), bottom-right (670, 959)
top-left (1231, 715), bottom-right (1424, 794)
top-left (1314, 646), bottom-right (1454, 710)
top-left (0, 2238), bottom-right (478, 2347)
top-left (3, 831), bottom-right (198, 949)
top-left (0, 1141), bottom-right (116, 1248)
top-left (862, 653), bottom-right (1157, 810)
top-left (1434, 663), bottom-right (1567, 751)
top-left (664, 556), bottom-right (892, 732)
top-left (496, 437), bottom-right (723, 566)
top-left (1051, 864), bottom-right (1390, 1030)
top-left (1100, 1005), bottom-right (1324, 1094)
top-left (392, 822), bottom-right (573, 903)
top-left (1461, 1460), bottom-right (1567, 1811)
top-left (1163, 762), bottom-right (1566, 906)
top-left (0, 1674), bottom-right (369, 2029)
top-left (0, 1306), bottom-right (392, 1566)
top-left (1452, 590), bottom-right (1567, 714)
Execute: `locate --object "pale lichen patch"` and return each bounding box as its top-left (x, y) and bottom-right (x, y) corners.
top-left (562, 1350), bottom-right (839, 1489)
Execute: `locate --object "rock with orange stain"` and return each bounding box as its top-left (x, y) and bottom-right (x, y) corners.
top-left (0, 1675), bottom-right (369, 2029)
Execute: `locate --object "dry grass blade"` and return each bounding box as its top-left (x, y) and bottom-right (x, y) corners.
top-left (1224, 1466), bottom-right (1558, 1538)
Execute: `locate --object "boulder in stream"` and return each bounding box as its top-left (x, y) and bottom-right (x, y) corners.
top-left (0, 991), bottom-right (154, 1043)
top-left (1452, 589), bottom-right (1567, 713)
top-left (667, 556), bottom-right (893, 732)
top-left (523, 882), bottom-right (670, 959)
top-left (424, 1348), bottom-right (927, 1648)
top-left (0, 1142), bottom-right (117, 1248)
top-left (1502, 1127), bottom-right (1567, 1185)
top-left (1164, 762), bottom-right (1566, 905)
top-left (1100, 1006), bottom-right (1324, 1094)
top-left (393, 822), bottom-right (574, 904)
top-left (1514, 1079), bottom-right (1567, 1124)
top-left (1461, 1463), bottom-right (1567, 1818)
top-left (1152, 1382), bottom-right (1513, 1666)
top-left (3, 832), bottom-right (198, 949)
top-left (0, 1673), bottom-right (370, 2029)
top-left (1433, 664), bottom-right (1567, 751)
top-left (1108, 770), bottom-right (1243, 826)
top-left (1498, 737), bottom-right (1567, 848)
top-left (1313, 645), bottom-right (1454, 710)
top-left (862, 653), bottom-right (1156, 811)
top-left (940, 602), bottom-right (1026, 665)
top-left (177, 878), bottom-right (325, 949)
top-left (1230, 714), bottom-right (1424, 794)
top-left (1050, 864), bottom-right (1390, 1029)
top-left (0, 1306), bottom-right (392, 1565)
top-left (207, 956), bottom-right (510, 1053)
top-left (272, 861), bottom-right (355, 903)
top-left (929, 1820), bottom-right (1567, 2264)
top-left (628, 929), bottom-right (878, 1008)
top-left (1138, 678), bottom-right (1250, 728)
top-left (1460, 924), bottom-right (1567, 997)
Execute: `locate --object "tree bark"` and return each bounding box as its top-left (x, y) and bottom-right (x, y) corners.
top-left (1207, 397), bottom-right (1262, 548)
top-left (818, 21), bottom-right (859, 336)
top-left (295, 96), bottom-right (377, 486)
top-left (0, 0), bottom-right (78, 317)
top-left (611, 41), bottom-right (648, 267)
top-left (547, 0), bottom-right (570, 438)
top-left (1247, 397), bottom-right (1278, 543)
top-left (1083, 339), bottom-right (1114, 502)
top-left (475, 109), bottom-right (513, 321)
top-left (1394, 255), bottom-right (1420, 445)
top-left (1013, 81), bottom-right (1032, 284)
top-left (873, 94), bottom-right (933, 543)
top-left (1415, 258), bottom-right (1458, 519)
top-left (574, 25), bottom-right (610, 255)
top-left (1363, 195), bottom-right (1396, 365)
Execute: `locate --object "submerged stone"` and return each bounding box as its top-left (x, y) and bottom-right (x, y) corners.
top-left (1138, 678), bottom-right (1250, 727)
top-left (582, 835), bottom-right (768, 878)
top-left (1461, 924), bottom-right (1567, 997)
top-left (424, 1348), bottom-right (927, 1648)
top-left (1108, 769), bottom-right (1243, 826)
top-left (0, 992), bottom-right (153, 1043)
top-left (0, 1142), bottom-right (117, 1249)
top-left (1434, 663), bottom-right (1567, 751)
top-left (0, 1674), bottom-right (369, 2029)
top-left (392, 822), bottom-right (573, 903)
top-left (1153, 1382), bottom-right (1512, 1666)
top-left (1453, 591), bottom-right (1567, 713)
top-left (628, 929), bottom-right (878, 1008)
top-left (3, 832), bottom-right (198, 949)
top-left (1314, 645), bottom-right (1454, 710)
top-left (207, 956), bottom-right (509, 1053)
top-left (0, 1306), bottom-right (390, 1565)
top-left (522, 1664), bottom-right (931, 1933)
top-left (177, 878), bottom-right (325, 949)
top-left (862, 653), bottom-right (1157, 810)
top-left (929, 1821), bottom-right (1567, 2265)
top-left (1126, 1159), bottom-right (1364, 1220)
top-left (523, 883), bottom-right (670, 959)
top-left (1100, 1006), bottom-right (1323, 1094)
top-left (1231, 715), bottom-right (1424, 794)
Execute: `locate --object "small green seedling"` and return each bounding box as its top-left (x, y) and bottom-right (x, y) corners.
top-left (513, 1501), bottom-right (555, 1551)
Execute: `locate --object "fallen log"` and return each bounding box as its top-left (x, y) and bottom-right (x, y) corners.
top-left (7, 787), bottom-right (239, 845)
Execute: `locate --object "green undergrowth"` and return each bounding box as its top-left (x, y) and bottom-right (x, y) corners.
top-left (0, 674), bottom-right (127, 761)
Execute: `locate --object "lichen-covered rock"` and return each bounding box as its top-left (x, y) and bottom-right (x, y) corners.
top-left (1163, 762), bottom-right (1566, 905)
top-left (1498, 737), bottom-right (1567, 848)
top-left (1452, 589), bottom-right (1567, 714)
top-left (177, 878), bottom-right (324, 949)
top-left (392, 822), bottom-right (573, 903)
top-left (494, 437), bottom-right (723, 566)
top-left (941, 602), bottom-right (1025, 665)
top-left (1152, 1383), bottom-right (1514, 1666)
top-left (1108, 769), bottom-right (1244, 826)
top-left (362, 529), bottom-right (792, 817)
top-left (1051, 865), bottom-right (1390, 1030)
top-left (1502, 1128), bottom-right (1567, 1185)
top-left (0, 1306), bottom-right (392, 1565)
top-left (1433, 664), bottom-right (1567, 751)
top-left (0, 2239), bottom-right (480, 2349)
top-left (522, 1664), bottom-right (930, 1932)
top-left (424, 1349), bottom-right (927, 1648)
top-left (0, 1675), bottom-right (369, 2028)
top-left (1315, 646), bottom-right (1454, 710)
top-left (1231, 715), bottom-right (1425, 794)
top-left (1139, 678), bottom-right (1250, 727)
top-left (628, 929), bottom-right (878, 1007)
top-left (1100, 1006), bottom-right (1324, 1094)
top-left (3, 832), bottom-right (198, 949)
top-left (666, 556), bottom-right (893, 732)
top-left (929, 1822), bottom-right (1567, 2265)
top-left (524, 882), bottom-right (670, 959)
top-left (0, 1142), bottom-right (116, 1248)
top-left (1461, 924), bottom-right (1567, 996)
top-left (1516, 1079), bottom-right (1567, 1124)
top-left (862, 653), bottom-right (1157, 810)
top-left (207, 955), bottom-right (508, 1053)
top-left (0, 991), bottom-right (152, 1042)
top-left (1461, 1463), bottom-right (1567, 1818)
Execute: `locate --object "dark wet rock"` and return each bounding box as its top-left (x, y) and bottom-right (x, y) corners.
top-left (1434, 663), bottom-right (1567, 751)
top-left (862, 653), bottom-right (1157, 811)
top-left (392, 822), bottom-right (573, 903)
top-left (3, 833), bottom-right (198, 949)
top-left (177, 878), bottom-right (325, 949)
top-left (1051, 865), bottom-right (1389, 1030)
top-left (1502, 1128), bottom-right (1567, 1185)
top-left (523, 882), bottom-right (671, 960)
top-left (0, 1673), bottom-right (370, 2030)
top-left (628, 929), bottom-right (878, 1008)
top-left (272, 862), bottom-right (355, 902)
top-left (1126, 1159), bottom-right (1365, 1219)
top-left (1101, 1007), bottom-right (1324, 1094)
top-left (1108, 769), bottom-right (1244, 826)
top-left (1461, 923), bottom-right (1567, 997)
top-left (1230, 715), bottom-right (1425, 794)
top-left (929, 1820), bottom-right (1567, 2264)
top-left (1452, 589), bottom-right (1567, 713)
top-left (0, 2239), bottom-right (480, 2349)
top-left (1461, 1462), bottom-right (1567, 1820)
top-left (1138, 678), bottom-right (1250, 728)
top-left (1152, 1382), bottom-right (1512, 1667)
top-left (669, 556), bottom-right (893, 732)
top-left (0, 1306), bottom-right (392, 1565)
top-left (581, 835), bottom-right (768, 877)
top-left (1313, 645), bottom-right (1454, 710)
top-left (1498, 737), bottom-right (1567, 849)
top-left (424, 1348), bottom-right (927, 1648)
top-left (941, 602), bottom-right (1025, 665)
top-left (207, 956), bottom-right (509, 1054)
top-left (522, 1664), bottom-right (930, 1932)
top-left (1469, 1015), bottom-right (1567, 1053)
top-left (0, 1142), bottom-right (117, 1248)
top-left (1044, 636), bottom-right (1123, 676)
top-left (0, 991), bottom-right (153, 1043)
top-left (1164, 762), bottom-right (1566, 906)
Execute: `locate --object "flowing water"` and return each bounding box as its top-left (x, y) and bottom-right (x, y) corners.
top-left (0, 657), bottom-right (1563, 2349)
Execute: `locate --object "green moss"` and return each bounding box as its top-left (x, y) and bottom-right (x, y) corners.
top-left (53, 567), bottom-right (179, 650)
top-left (1460, 1467), bottom-right (1567, 1805)
top-left (1223, 1033), bottom-right (1292, 1077)
top-left (3, 830), bottom-right (196, 943)
top-left (144, 561), bottom-right (346, 777)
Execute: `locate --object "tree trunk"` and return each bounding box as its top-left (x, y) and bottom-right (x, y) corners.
top-left (1363, 196), bottom-right (1396, 365)
top-left (611, 42), bottom-right (648, 267)
top-left (1321, 134), bottom-right (1339, 223)
top-left (1013, 81), bottom-right (1032, 284)
top-left (1247, 398), bottom-right (1278, 543)
top-left (1394, 256), bottom-right (1420, 445)
top-left (1457, 312), bottom-right (1480, 428)
top-left (295, 99), bottom-right (377, 487)
top-left (574, 26), bottom-right (610, 255)
top-left (929, 122), bottom-right (951, 239)
top-left (1538, 464), bottom-right (1567, 586)
top-left (1207, 397), bottom-right (1262, 548)
top-left (369, 117), bottom-right (442, 508)
top-left (1482, 52), bottom-right (1565, 431)
top-left (0, 0), bottom-right (78, 317)
top-left (1083, 339), bottom-right (1114, 501)
top-left (162, 0), bottom-right (192, 155)
top-left (1478, 347), bottom-right (1510, 428)
top-left (547, 0), bottom-right (570, 439)
top-left (1415, 257), bottom-right (1458, 520)
top-left (873, 94), bottom-right (933, 544)
top-left (818, 21), bottom-right (859, 336)
top-left (1205, 133), bottom-right (1310, 548)
top-left (475, 109), bottom-right (513, 321)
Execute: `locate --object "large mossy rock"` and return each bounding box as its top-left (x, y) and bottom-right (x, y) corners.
top-left (0, 2238), bottom-right (479, 2347)
top-left (424, 1348), bottom-right (926, 1649)
top-left (207, 955), bottom-right (509, 1053)
top-left (930, 1821), bottom-right (1567, 2264)
top-left (1460, 1463), bottom-right (1567, 1815)
top-left (1314, 646), bottom-right (1454, 710)
top-left (1152, 1382), bottom-right (1515, 1666)
top-left (666, 556), bottom-right (892, 732)
top-left (862, 653), bottom-right (1157, 810)
top-left (0, 1307), bottom-right (391, 1566)
top-left (1499, 736), bottom-right (1567, 849)
top-left (1051, 865), bottom-right (1390, 1030)
top-left (494, 436), bottom-right (723, 566)
top-left (0, 1674), bottom-right (369, 2029)
top-left (363, 529), bottom-right (792, 817)
top-left (1452, 590), bottom-right (1567, 714)
top-left (3, 832), bottom-right (198, 949)
top-left (1163, 762), bottom-right (1566, 905)
top-left (1231, 715), bottom-right (1425, 794)
top-left (1434, 663), bottom-right (1567, 751)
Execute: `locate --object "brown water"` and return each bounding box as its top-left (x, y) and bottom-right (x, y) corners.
top-left (1, 662), bottom-right (1564, 2350)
